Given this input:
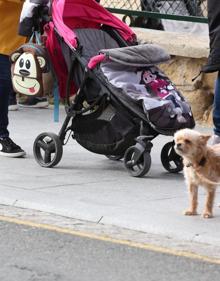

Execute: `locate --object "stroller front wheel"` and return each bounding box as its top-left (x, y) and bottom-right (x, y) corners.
top-left (124, 146), bottom-right (151, 177)
top-left (161, 141), bottom-right (183, 173)
top-left (33, 132), bottom-right (63, 168)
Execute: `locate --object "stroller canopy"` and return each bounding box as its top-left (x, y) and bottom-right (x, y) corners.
top-left (52, 0), bottom-right (136, 48)
top-left (100, 44), bottom-right (170, 67)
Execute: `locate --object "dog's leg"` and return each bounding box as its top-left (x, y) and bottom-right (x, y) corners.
top-left (202, 187), bottom-right (216, 218)
top-left (184, 183), bottom-right (198, 216)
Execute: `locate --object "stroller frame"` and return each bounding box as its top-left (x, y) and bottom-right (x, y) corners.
top-left (33, 1), bottom-right (186, 177)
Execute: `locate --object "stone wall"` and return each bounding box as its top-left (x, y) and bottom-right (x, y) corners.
top-left (133, 27), bottom-right (215, 125)
top-left (160, 57), bottom-right (215, 125)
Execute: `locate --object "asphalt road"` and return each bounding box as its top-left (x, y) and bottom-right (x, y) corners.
top-left (0, 219), bottom-right (220, 281)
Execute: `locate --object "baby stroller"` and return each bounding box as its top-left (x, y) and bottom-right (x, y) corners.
top-left (33, 0), bottom-right (195, 177)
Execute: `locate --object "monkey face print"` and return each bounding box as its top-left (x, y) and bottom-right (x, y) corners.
top-left (10, 44), bottom-right (49, 96)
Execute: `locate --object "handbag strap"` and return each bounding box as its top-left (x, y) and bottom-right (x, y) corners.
top-left (29, 31), bottom-right (42, 45)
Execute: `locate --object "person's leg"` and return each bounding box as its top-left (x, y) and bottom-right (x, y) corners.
top-left (0, 54), bottom-right (25, 157)
top-left (210, 71), bottom-right (220, 144)
top-left (202, 0), bottom-right (220, 73)
top-left (0, 54), bottom-right (10, 138)
top-left (213, 72), bottom-right (220, 136)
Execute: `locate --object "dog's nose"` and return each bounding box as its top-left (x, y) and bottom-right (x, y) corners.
top-left (176, 143), bottom-right (182, 149)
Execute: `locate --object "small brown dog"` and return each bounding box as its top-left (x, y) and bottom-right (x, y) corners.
top-left (174, 128), bottom-right (220, 218)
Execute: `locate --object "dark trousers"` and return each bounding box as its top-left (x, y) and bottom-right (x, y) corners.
top-left (203, 0), bottom-right (220, 73)
top-left (206, 0), bottom-right (220, 135)
top-left (213, 72), bottom-right (220, 136)
top-left (0, 54), bottom-right (13, 138)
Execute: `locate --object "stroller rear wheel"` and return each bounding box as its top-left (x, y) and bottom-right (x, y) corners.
top-left (161, 141), bottom-right (183, 173)
top-left (33, 132), bottom-right (63, 168)
top-left (124, 146), bottom-right (151, 177)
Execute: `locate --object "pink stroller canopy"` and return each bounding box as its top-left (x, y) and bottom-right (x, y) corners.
top-left (52, 0), bottom-right (136, 48)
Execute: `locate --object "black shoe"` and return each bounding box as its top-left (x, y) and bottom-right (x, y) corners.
top-left (19, 97), bottom-right (49, 108)
top-left (0, 137), bottom-right (26, 158)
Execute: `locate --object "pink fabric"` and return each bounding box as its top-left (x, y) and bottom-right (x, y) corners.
top-left (87, 54), bottom-right (106, 69)
top-left (47, 0), bottom-right (137, 97)
top-left (45, 22), bottom-right (77, 98)
top-left (52, 0), bottom-right (136, 48)
top-left (52, 0), bottom-right (78, 48)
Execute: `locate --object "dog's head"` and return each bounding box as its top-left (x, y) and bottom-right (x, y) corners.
top-left (174, 129), bottom-right (210, 159)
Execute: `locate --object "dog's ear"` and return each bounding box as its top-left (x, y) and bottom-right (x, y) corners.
top-left (199, 134), bottom-right (211, 144)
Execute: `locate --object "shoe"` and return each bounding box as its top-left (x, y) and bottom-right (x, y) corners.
top-left (8, 103), bottom-right (19, 111)
top-left (8, 93), bottom-right (19, 111)
top-left (0, 137), bottom-right (26, 158)
top-left (209, 134), bottom-right (220, 145)
top-left (19, 97), bottom-right (49, 108)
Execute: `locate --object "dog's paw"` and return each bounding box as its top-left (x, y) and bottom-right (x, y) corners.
top-left (202, 212), bottom-right (213, 219)
top-left (183, 210), bottom-right (197, 216)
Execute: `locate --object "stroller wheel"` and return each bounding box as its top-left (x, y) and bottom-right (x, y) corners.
top-left (161, 141), bottom-right (183, 173)
top-left (105, 155), bottom-right (123, 161)
top-left (124, 146), bottom-right (151, 177)
top-left (33, 132), bottom-right (63, 168)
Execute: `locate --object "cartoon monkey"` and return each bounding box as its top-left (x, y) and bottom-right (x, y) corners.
top-left (10, 43), bottom-right (49, 96)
